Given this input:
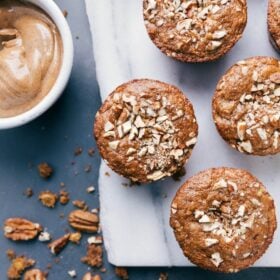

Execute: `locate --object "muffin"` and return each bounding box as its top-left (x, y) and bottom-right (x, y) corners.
top-left (143, 0), bottom-right (247, 63)
top-left (94, 79), bottom-right (198, 183)
top-left (213, 56), bottom-right (280, 156)
top-left (268, 0), bottom-right (280, 52)
top-left (170, 167), bottom-right (277, 273)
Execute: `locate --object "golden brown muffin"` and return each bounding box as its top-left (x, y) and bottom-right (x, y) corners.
top-left (268, 0), bottom-right (280, 52)
top-left (170, 167), bottom-right (277, 273)
top-left (213, 56), bottom-right (280, 156)
top-left (143, 0), bottom-right (247, 63)
top-left (94, 79), bottom-right (198, 183)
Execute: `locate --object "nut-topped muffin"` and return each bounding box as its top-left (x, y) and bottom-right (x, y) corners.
top-left (143, 0), bottom-right (247, 62)
top-left (94, 79), bottom-right (198, 183)
top-left (268, 0), bottom-right (280, 52)
top-left (170, 167), bottom-right (277, 273)
top-left (213, 57), bottom-right (280, 156)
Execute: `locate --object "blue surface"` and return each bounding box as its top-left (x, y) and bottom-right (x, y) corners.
top-left (0, 0), bottom-right (280, 279)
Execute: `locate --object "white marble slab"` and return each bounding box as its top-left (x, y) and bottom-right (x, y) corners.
top-left (85, 0), bottom-right (280, 267)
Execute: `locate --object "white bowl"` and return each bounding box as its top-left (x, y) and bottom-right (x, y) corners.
top-left (0, 0), bottom-right (74, 130)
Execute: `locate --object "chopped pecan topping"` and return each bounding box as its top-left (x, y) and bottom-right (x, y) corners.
top-left (6, 249), bottom-right (16, 261)
top-left (39, 191), bottom-right (58, 208)
top-left (4, 218), bottom-right (42, 241)
top-left (37, 163), bottom-right (53, 179)
top-left (81, 244), bottom-right (103, 268)
top-left (159, 273), bottom-right (168, 280)
top-left (68, 210), bottom-right (99, 233)
top-left (24, 269), bottom-right (46, 280)
top-left (7, 255), bottom-right (35, 279)
top-left (48, 234), bottom-right (70, 255)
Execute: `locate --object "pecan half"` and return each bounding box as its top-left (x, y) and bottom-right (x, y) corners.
top-left (4, 218), bottom-right (42, 241)
top-left (7, 256), bottom-right (35, 280)
top-left (83, 272), bottom-right (101, 280)
top-left (24, 269), bottom-right (46, 280)
top-left (68, 210), bottom-right (99, 233)
top-left (48, 234), bottom-right (70, 255)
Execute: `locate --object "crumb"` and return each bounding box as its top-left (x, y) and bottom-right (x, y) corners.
top-left (105, 172), bottom-right (110, 177)
top-left (59, 213), bottom-right (65, 219)
top-left (68, 270), bottom-right (76, 278)
top-left (69, 232), bottom-right (82, 244)
top-left (121, 183), bottom-right (129, 187)
top-left (84, 165), bottom-right (92, 173)
top-left (7, 255), bottom-right (35, 279)
top-left (38, 163), bottom-right (53, 179)
top-left (88, 148), bottom-right (95, 157)
top-left (39, 231), bottom-right (52, 242)
top-left (23, 188), bottom-right (33, 198)
top-left (100, 268), bottom-right (106, 273)
top-left (74, 147), bottom-right (83, 156)
top-left (39, 191), bottom-right (58, 208)
top-left (72, 200), bottom-right (88, 210)
top-left (91, 208), bottom-right (99, 214)
top-left (6, 249), bottom-right (16, 261)
top-left (60, 182), bottom-right (65, 187)
top-left (59, 190), bottom-right (70, 205)
top-left (159, 272), bottom-right (168, 280)
top-left (81, 244), bottom-right (103, 268)
top-left (115, 267), bottom-right (129, 280)
top-left (172, 167), bottom-right (186, 181)
top-left (63, 10), bottom-right (68, 18)
top-left (87, 186), bottom-right (95, 193)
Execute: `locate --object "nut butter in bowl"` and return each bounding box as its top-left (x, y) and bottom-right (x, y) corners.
top-left (0, 0), bottom-right (73, 129)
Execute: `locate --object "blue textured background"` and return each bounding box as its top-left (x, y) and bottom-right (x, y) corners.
top-left (0, 0), bottom-right (279, 279)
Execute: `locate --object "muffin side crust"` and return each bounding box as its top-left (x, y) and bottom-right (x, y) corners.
top-left (143, 0), bottom-right (247, 62)
top-left (170, 167), bottom-right (277, 272)
top-left (94, 79), bottom-right (198, 183)
top-left (213, 56), bottom-right (280, 156)
top-left (268, 0), bottom-right (280, 52)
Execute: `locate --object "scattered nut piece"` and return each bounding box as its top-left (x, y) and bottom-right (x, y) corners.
top-left (68, 210), bottom-right (99, 233)
top-left (72, 200), bottom-right (88, 210)
top-left (88, 148), bottom-right (95, 157)
top-left (7, 255), bottom-right (35, 280)
top-left (23, 188), bottom-right (34, 198)
top-left (6, 249), bottom-right (16, 261)
top-left (159, 272), bottom-right (168, 280)
top-left (74, 147), bottom-right (83, 156)
top-left (4, 218), bottom-right (42, 241)
top-left (81, 244), bottom-right (103, 268)
top-left (39, 191), bottom-right (58, 208)
top-left (83, 273), bottom-right (101, 280)
top-left (24, 269), bottom-right (46, 280)
top-left (59, 190), bottom-right (70, 205)
top-left (37, 163), bottom-right (53, 179)
top-left (115, 267), bottom-right (129, 280)
top-left (48, 234), bottom-right (70, 255)
top-left (69, 232), bottom-right (82, 244)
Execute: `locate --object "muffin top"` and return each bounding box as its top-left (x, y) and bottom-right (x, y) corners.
top-left (213, 56), bottom-right (280, 156)
top-left (268, 0), bottom-right (280, 51)
top-left (143, 0), bottom-right (247, 62)
top-left (170, 167), bottom-right (277, 273)
top-left (94, 79), bottom-right (198, 183)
